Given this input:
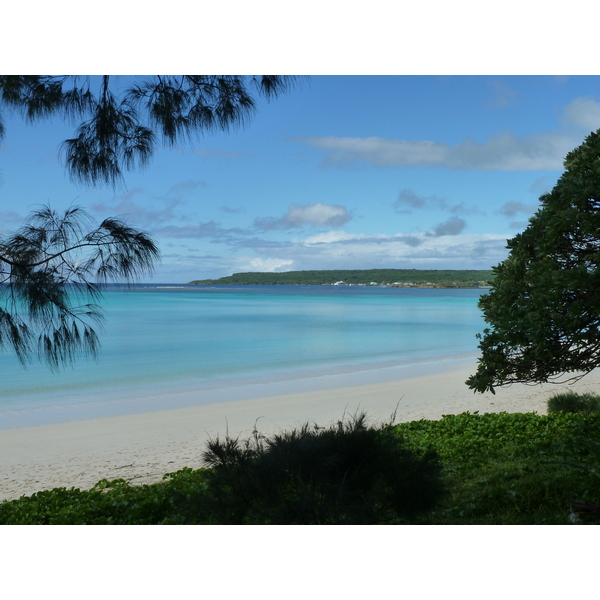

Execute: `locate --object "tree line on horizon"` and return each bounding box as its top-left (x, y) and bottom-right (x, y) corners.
top-left (189, 269), bottom-right (494, 287)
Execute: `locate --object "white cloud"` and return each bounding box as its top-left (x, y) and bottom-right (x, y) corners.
top-left (292, 97), bottom-right (600, 172)
top-left (255, 202), bottom-right (352, 231)
top-left (293, 132), bottom-right (576, 171)
top-left (303, 231), bottom-right (368, 244)
top-left (248, 258), bottom-right (294, 272)
top-left (563, 97), bottom-right (600, 131)
top-left (274, 233), bottom-right (507, 270)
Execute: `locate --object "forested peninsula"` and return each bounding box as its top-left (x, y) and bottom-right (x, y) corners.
top-left (189, 269), bottom-right (494, 288)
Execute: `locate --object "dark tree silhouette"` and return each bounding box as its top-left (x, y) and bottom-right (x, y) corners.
top-left (467, 130), bottom-right (600, 393)
top-left (0, 205), bottom-right (159, 370)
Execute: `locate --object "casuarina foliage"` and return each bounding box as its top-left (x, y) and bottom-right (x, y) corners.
top-left (199, 413), bottom-right (445, 524)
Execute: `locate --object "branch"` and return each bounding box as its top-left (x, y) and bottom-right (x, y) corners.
top-left (0, 205), bottom-right (160, 370)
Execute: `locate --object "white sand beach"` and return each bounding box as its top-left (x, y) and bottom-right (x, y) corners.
top-left (2, 360), bottom-right (600, 501)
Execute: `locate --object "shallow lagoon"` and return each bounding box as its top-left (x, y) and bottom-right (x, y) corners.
top-left (0, 285), bottom-right (486, 428)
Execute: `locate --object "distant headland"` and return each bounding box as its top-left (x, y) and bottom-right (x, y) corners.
top-left (189, 269), bottom-right (494, 288)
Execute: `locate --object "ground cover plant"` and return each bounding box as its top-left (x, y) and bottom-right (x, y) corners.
top-left (395, 410), bottom-right (600, 524)
top-left (1, 410), bottom-right (599, 525)
top-left (0, 468), bottom-right (213, 525)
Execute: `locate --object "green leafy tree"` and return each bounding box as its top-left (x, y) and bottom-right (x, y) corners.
top-left (0, 75), bottom-right (296, 368)
top-left (467, 130), bottom-right (600, 393)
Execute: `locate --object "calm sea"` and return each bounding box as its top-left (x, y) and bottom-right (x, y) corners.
top-left (0, 285), bottom-right (486, 428)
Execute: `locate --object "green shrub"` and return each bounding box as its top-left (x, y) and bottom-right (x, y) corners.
top-left (547, 391), bottom-right (600, 415)
top-left (395, 411), bottom-right (600, 524)
top-left (0, 469), bottom-right (213, 525)
top-left (197, 413), bottom-right (446, 524)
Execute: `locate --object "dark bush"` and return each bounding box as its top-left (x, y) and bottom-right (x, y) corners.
top-left (547, 391), bottom-right (600, 415)
top-left (198, 413), bottom-right (445, 524)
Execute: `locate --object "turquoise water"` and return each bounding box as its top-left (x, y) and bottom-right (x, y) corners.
top-left (0, 285), bottom-right (486, 428)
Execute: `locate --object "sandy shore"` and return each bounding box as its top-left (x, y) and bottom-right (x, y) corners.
top-left (2, 360), bottom-right (600, 502)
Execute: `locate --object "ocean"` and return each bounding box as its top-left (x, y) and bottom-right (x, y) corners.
top-left (0, 284), bottom-right (487, 428)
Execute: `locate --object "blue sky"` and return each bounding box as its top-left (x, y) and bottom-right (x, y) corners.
top-left (2, 75), bottom-right (600, 282)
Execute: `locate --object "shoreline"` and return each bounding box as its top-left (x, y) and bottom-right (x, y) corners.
top-left (2, 360), bottom-right (600, 501)
top-left (0, 353), bottom-right (478, 430)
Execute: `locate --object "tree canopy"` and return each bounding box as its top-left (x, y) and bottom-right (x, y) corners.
top-left (467, 129), bottom-right (600, 393)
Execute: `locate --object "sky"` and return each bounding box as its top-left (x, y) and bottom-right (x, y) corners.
top-left (3, 75), bottom-right (600, 282)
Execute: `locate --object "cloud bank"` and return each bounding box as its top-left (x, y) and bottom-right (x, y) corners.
top-left (292, 96), bottom-right (600, 172)
top-left (293, 132), bottom-right (576, 171)
top-left (236, 230), bottom-right (510, 274)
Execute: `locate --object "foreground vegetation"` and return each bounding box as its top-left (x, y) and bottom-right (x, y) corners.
top-left (399, 410), bottom-right (600, 524)
top-left (2, 403), bottom-right (600, 525)
top-left (190, 269), bottom-right (494, 288)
